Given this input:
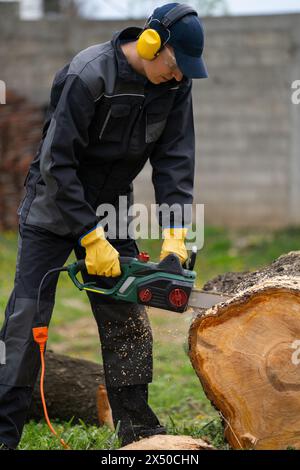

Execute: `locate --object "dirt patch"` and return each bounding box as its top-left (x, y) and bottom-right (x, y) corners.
top-left (60, 297), bottom-right (90, 312)
top-left (52, 316), bottom-right (99, 355)
top-left (52, 307), bottom-right (192, 356)
top-left (149, 307), bottom-right (193, 345)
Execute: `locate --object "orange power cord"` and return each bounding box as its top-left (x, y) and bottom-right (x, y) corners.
top-left (32, 326), bottom-right (70, 450)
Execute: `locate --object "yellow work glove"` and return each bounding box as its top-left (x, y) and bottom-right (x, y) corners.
top-left (160, 227), bottom-right (188, 265)
top-left (79, 226), bottom-right (121, 277)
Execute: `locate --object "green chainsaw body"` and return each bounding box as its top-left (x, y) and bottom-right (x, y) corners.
top-left (67, 253), bottom-right (196, 313)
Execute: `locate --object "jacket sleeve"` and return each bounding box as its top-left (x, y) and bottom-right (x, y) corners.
top-left (149, 79), bottom-right (195, 228)
top-left (39, 73), bottom-right (100, 238)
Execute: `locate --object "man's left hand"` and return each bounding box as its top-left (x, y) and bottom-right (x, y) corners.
top-left (159, 227), bottom-right (188, 265)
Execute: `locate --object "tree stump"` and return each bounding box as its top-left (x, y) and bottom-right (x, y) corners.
top-left (120, 435), bottom-right (215, 450)
top-left (189, 252), bottom-right (300, 450)
top-left (28, 351), bottom-right (113, 429)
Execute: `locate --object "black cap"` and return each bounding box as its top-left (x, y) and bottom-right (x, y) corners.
top-left (148, 2), bottom-right (208, 79)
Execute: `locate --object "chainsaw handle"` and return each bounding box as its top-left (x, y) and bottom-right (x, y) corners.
top-left (188, 246), bottom-right (197, 271)
top-left (66, 257), bottom-right (136, 294)
top-left (183, 246), bottom-right (197, 271)
top-left (75, 256), bottom-right (134, 272)
top-left (76, 259), bottom-right (87, 271)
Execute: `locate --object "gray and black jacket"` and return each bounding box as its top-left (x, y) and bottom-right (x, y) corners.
top-left (18, 27), bottom-right (195, 239)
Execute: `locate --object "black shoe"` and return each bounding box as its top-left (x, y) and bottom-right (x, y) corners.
top-left (107, 384), bottom-right (166, 446)
top-left (120, 425), bottom-right (167, 447)
top-left (131, 424), bottom-right (166, 443)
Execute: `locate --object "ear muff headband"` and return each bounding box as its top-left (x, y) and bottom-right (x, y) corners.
top-left (137, 4), bottom-right (197, 61)
top-left (161, 4), bottom-right (197, 28)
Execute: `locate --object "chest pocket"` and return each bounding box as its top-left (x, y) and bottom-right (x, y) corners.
top-left (145, 97), bottom-right (174, 144)
top-left (145, 113), bottom-right (167, 144)
top-left (99, 103), bottom-right (132, 143)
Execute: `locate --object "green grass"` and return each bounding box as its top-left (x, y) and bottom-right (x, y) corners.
top-left (19, 420), bottom-right (121, 450)
top-left (0, 225), bottom-right (299, 450)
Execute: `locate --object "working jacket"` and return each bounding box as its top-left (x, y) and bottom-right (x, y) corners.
top-left (18, 27), bottom-right (195, 239)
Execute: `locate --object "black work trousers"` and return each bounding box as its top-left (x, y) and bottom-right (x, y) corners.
top-left (0, 222), bottom-right (153, 448)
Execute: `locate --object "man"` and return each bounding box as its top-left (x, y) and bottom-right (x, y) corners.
top-left (0, 2), bottom-right (207, 449)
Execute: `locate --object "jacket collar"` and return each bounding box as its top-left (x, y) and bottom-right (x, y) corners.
top-left (111, 27), bottom-right (147, 84)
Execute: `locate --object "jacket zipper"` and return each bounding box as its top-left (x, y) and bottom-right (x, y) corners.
top-left (99, 108), bottom-right (112, 140)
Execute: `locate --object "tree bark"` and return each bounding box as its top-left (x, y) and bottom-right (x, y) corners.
top-left (189, 251), bottom-right (300, 450)
top-left (28, 350), bottom-right (113, 429)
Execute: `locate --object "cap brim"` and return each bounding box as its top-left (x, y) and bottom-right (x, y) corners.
top-left (174, 49), bottom-right (208, 79)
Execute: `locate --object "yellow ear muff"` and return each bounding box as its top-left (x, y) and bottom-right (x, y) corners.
top-left (136, 29), bottom-right (162, 60)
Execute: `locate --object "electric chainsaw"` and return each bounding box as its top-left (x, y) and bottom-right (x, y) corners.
top-left (67, 249), bottom-right (231, 313)
top-left (33, 248), bottom-right (231, 449)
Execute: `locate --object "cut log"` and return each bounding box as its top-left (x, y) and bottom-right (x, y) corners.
top-left (202, 251), bottom-right (300, 294)
top-left (28, 351), bottom-right (113, 429)
top-left (189, 252), bottom-right (300, 450)
top-left (120, 435), bottom-right (216, 450)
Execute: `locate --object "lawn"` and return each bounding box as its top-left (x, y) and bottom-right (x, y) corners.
top-left (0, 225), bottom-right (299, 450)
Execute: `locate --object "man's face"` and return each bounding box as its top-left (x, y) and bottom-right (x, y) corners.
top-left (143, 45), bottom-right (184, 85)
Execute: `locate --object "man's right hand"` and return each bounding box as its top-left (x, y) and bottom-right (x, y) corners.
top-left (79, 226), bottom-right (121, 277)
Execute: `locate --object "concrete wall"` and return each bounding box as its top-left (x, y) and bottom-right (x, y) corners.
top-left (1, 2), bottom-right (300, 228)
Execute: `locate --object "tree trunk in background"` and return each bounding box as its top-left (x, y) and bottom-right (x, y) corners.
top-left (189, 252), bottom-right (300, 450)
top-left (28, 351), bottom-right (113, 429)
